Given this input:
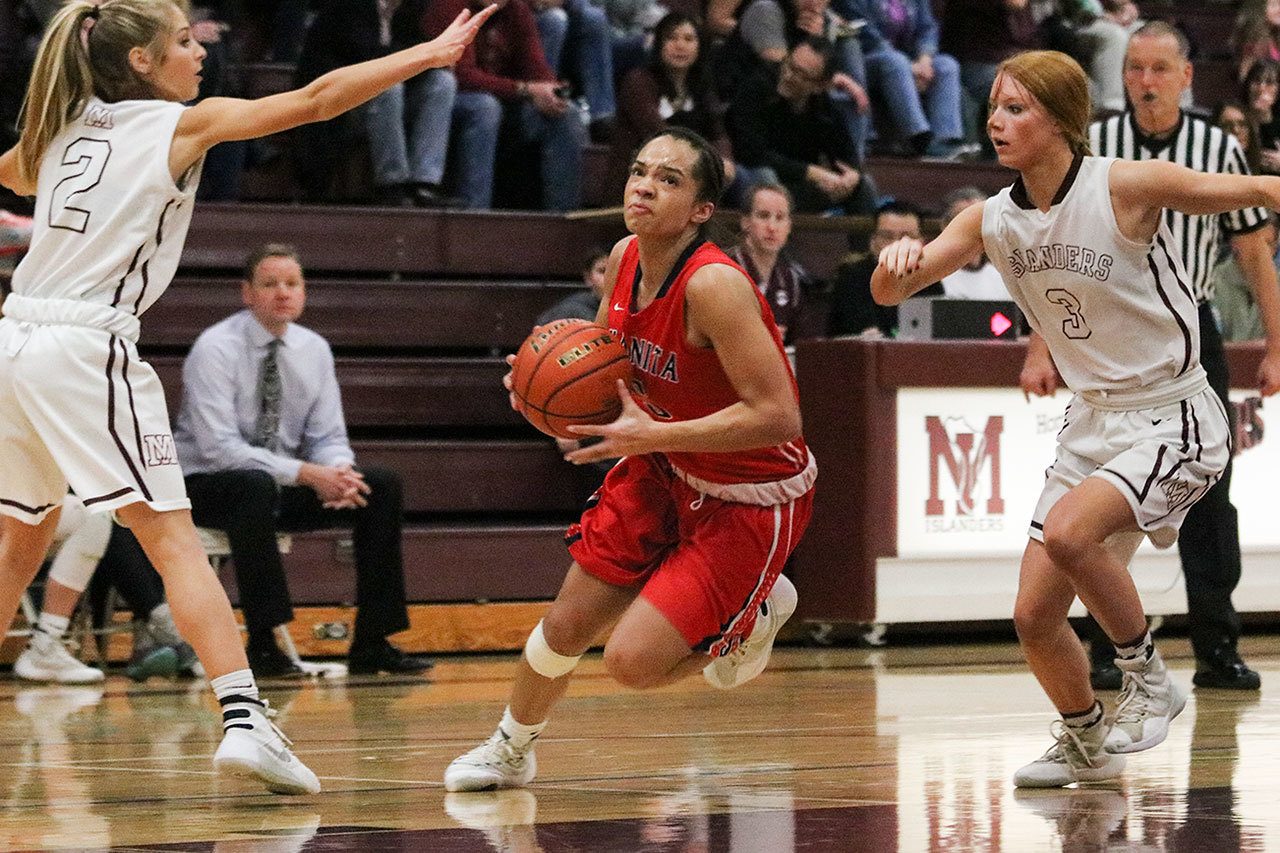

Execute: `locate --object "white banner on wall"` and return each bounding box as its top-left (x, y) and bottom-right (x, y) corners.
top-left (896, 387), bottom-right (1280, 557)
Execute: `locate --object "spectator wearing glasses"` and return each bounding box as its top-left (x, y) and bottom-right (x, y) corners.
top-left (828, 200), bottom-right (940, 336)
top-left (728, 37), bottom-right (878, 215)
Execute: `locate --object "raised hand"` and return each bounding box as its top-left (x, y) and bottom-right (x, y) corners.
top-left (428, 4), bottom-right (499, 66)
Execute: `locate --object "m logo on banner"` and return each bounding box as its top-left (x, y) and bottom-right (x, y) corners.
top-left (925, 416), bottom-right (1005, 516)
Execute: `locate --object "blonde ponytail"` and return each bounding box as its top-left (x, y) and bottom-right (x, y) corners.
top-left (14, 0), bottom-right (186, 186)
top-left (15, 3), bottom-right (99, 185)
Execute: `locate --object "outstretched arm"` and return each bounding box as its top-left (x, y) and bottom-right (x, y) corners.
top-left (1110, 158), bottom-right (1280, 220)
top-left (169, 6), bottom-right (496, 180)
top-left (871, 201), bottom-right (984, 305)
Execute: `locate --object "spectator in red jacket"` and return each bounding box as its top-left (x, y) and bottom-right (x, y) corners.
top-left (424, 0), bottom-right (588, 210)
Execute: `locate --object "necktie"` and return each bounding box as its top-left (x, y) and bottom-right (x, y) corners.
top-left (253, 339), bottom-right (282, 451)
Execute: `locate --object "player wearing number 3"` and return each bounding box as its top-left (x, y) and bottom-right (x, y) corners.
top-left (0, 0), bottom-right (493, 795)
top-left (873, 49), bottom-right (1280, 789)
top-left (444, 127), bottom-right (815, 792)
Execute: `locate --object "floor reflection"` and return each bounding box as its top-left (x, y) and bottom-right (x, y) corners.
top-left (0, 643), bottom-right (1271, 851)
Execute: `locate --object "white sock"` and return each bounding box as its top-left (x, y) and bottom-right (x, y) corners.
top-left (210, 668), bottom-right (264, 733)
top-left (1114, 630), bottom-right (1154, 664)
top-left (500, 707), bottom-right (546, 750)
top-left (1062, 700), bottom-right (1105, 732)
top-left (36, 612), bottom-right (71, 639)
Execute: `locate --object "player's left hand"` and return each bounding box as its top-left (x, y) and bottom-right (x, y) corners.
top-left (563, 380), bottom-right (657, 463)
top-left (1258, 348), bottom-right (1280, 396)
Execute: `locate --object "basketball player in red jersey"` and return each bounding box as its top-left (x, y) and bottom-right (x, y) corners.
top-left (444, 127), bottom-right (816, 792)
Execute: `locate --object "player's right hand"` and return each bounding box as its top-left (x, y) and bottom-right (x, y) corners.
top-left (878, 236), bottom-right (925, 278)
top-left (426, 4), bottom-right (498, 67)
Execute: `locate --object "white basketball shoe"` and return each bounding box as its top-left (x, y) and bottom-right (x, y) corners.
top-left (445, 729), bottom-right (538, 792)
top-left (15, 631), bottom-right (104, 684)
top-left (1104, 651), bottom-right (1187, 754)
top-left (703, 574), bottom-right (798, 690)
top-left (214, 702), bottom-right (321, 795)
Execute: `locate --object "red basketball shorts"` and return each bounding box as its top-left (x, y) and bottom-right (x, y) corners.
top-left (566, 454), bottom-right (813, 658)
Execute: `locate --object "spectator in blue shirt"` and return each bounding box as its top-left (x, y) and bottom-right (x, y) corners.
top-left (839, 0), bottom-right (968, 158)
top-left (173, 244), bottom-right (432, 679)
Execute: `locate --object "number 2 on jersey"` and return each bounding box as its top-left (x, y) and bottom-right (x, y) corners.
top-left (1045, 288), bottom-right (1092, 339)
top-left (49, 138), bottom-right (111, 233)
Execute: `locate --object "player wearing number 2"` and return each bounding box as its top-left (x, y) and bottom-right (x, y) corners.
top-left (444, 127), bottom-right (815, 792)
top-left (0, 0), bottom-right (493, 795)
top-left (873, 49), bottom-right (1280, 789)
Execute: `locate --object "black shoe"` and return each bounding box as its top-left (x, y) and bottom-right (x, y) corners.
top-left (411, 183), bottom-right (464, 209)
top-left (1089, 659), bottom-right (1123, 691)
top-left (1193, 644), bottom-right (1261, 690)
top-left (348, 640), bottom-right (434, 675)
top-left (247, 645), bottom-right (305, 679)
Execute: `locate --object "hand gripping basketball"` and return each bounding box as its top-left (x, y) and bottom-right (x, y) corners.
top-left (509, 319), bottom-right (632, 439)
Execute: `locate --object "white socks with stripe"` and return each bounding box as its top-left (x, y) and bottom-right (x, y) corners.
top-left (36, 612), bottom-right (71, 640)
top-left (211, 669), bottom-right (266, 733)
top-left (500, 707), bottom-right (546, 750)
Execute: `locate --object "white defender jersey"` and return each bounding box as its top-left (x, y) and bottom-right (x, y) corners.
top-left (983, 155), bottom-right (1200, 393)
top-left (11, 97), bottom-right (202, 318)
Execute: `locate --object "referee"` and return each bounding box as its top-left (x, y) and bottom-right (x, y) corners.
top-left (1021, 21), bottom-right (1280, 690)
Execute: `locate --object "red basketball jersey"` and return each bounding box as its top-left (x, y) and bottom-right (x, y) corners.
top-left (604, 236), bottom-right (813, 496)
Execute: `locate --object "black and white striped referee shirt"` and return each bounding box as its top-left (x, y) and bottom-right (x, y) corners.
top-left (1090, 112), bottom-right (1270, 304)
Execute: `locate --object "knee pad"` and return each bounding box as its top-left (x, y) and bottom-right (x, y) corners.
top-left (524, 619), bottom-right (582, 679)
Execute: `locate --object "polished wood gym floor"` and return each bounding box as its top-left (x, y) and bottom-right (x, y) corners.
top-left (1, 636), bottom-right (1278, 852)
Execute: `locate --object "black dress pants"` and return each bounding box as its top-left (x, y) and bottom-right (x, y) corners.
top-left (184, 466), bottom-right (410, 649)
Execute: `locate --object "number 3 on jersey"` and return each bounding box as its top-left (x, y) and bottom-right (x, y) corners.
top-left (49, 138), bottom-right (112, 233)
top-left (1045, 288), bottom-right (1092, 339)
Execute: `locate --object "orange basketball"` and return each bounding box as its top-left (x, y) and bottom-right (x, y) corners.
top-left (510, 318), bottom-right (631, 439)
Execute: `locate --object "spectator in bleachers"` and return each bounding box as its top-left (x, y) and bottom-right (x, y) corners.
top-left (938, 187), bottom-right (1009, 300)
top-left (425, 0), bottom-right (588, 211)
top-left (296, 1), bottom-right (458, 207)
top-left (840, 0), bottom-right (969, 158)
top-left (723, 0), bottom-right (871, 160)
top-left (939, 0), bottom-right (1039, 154)
top-left (728, 37), bottom-right (877, 215)
top-left (609, 13), bottom-right (736, 199)
top-left (596, 0), bottom-right (667, 75)
top-left (827, 200), bottom-right (940, 336)
top-left (708, 0), bottom-right (747, 37)
top-left (528, 0), bottom-right (618, 141)
top-left (173, 244), bottom-right (432, 679)
top-left (726, 182), bottom-right (808, 341)
top-left (1233, 0), bottom-right (1280, 82)
top-left (1243, 59), bottom-right (1280, 174)
top-left (1216, 101), bottom-right (1263, 174)
top-left (1029, 0), bottom-right (1128, 112)
top-left (536, 245), bottom-right (610, 325)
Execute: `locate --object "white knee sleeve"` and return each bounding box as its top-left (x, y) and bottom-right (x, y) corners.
top-left (524, 620), bottom-right (582, 679)
top-left (48, 510), bottom-right (112, 593)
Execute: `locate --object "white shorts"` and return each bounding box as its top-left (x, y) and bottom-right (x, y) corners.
top-left (1029, 387), bottom-right (1231, 549)
top-left (0, 316), bottom-right (189, 524)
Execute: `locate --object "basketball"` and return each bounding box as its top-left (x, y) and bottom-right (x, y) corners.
top-left (510, 318), bottom-right (631, 439)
